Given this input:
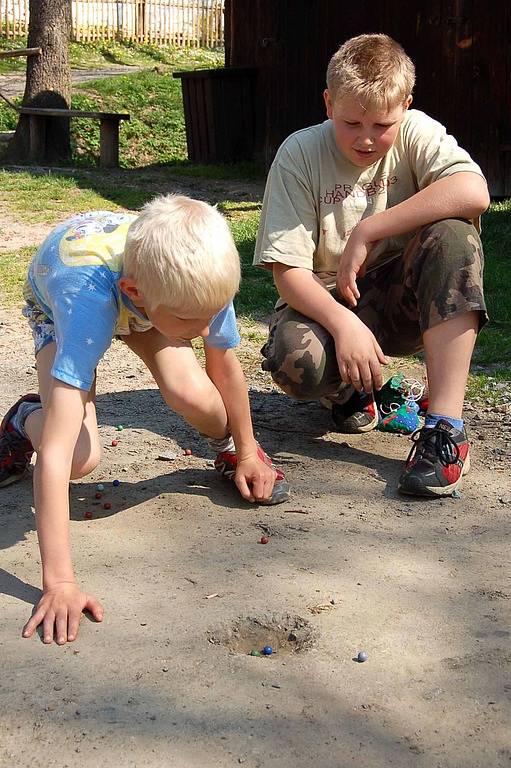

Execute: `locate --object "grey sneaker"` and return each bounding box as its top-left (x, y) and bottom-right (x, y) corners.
top-left (331, 390), bottom-right (378, 433)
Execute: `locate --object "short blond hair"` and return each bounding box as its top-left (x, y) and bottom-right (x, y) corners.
top-left (326, 34), bottom-right (415, 110)
top-left (123, 194), bottom-right (240, 315)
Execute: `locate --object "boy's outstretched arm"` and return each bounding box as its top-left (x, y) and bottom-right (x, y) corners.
top-left (337, 172), bottom-right (490, 306)
top-left (205, 346), bottom-right (277, 502)
top-left (22, 382), bottom-right (103, 644)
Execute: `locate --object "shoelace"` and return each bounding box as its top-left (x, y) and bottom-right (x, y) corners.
top-left (406, 426), bottom-right (460, 467)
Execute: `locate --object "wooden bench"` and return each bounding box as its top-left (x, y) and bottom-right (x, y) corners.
top-left (17, 107), bottom-right (130, 168)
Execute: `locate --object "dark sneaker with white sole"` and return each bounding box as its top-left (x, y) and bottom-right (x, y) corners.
top-left (331, 389), bottom-right (378, 433)
top-left (0, 393), bottom-right (41, 487)
top-left (398, 419), bottom-right (470, 497)
top-left (214, 444), bottom-right (291, 505)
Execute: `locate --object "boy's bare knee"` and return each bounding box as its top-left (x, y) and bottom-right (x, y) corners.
top-left (164, 377), bottom-right (217, 416)
top-left (70, 446), bottom-right (101, 480)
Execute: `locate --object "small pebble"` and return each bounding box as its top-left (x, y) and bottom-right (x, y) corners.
top-left (260, 535), bottom-right (269, 545)
top-left (116, 425), bottom-right (124, 431)
top-left (84, 510), bottom-right (93, 520)
top-left (357, 650), bottom-right (368, 663)
top-left (111, 440), bottom-right (118, 447)
top-left (112, 479), bottom-right (120, 487)
top-left (184, 448), bottom-right (193, 456)
top-left (96, 484), bottom-right (104, 491)
top-left (103, 502), bottom-right (112, 510)
top-left (95, 492), bottom-right (102, 499)
top-left (262, 645), bottom-right (273, 656)
top-left (451, 489), bottom-right (461, 499)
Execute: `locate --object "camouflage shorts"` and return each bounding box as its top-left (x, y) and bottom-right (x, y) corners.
top-left (261, 218), bottom-right (488, 400)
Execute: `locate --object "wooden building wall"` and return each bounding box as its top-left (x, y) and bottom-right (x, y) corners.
top-left (226, 0), bottom-right (511, 196)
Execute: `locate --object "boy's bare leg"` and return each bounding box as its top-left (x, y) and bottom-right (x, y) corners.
top-left (423, 311), bottom-right (478, 419)
top-left (123, 328), bottom-right (228, 439)
top-left (24, 342), bottom-right (101, 479)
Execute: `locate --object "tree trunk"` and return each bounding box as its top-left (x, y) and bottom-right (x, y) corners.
top-left (7, 0), bottom-right (72, 163)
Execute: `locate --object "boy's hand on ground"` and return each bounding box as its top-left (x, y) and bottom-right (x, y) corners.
top-left (22, 581), bottom-right (103, 645)
top-left (333, 313), bottom-right (388, 393)
top-left (336, 230), bottom-right (371, 307)
top-left (234, 455), bottom-right (276, 503)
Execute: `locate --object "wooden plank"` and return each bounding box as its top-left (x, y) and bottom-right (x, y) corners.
top-left (0, 47), bottom-right (41, 59)
top-left (18, 107), bottom-right (130, 121)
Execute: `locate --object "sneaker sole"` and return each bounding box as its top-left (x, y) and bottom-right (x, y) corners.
top-left (0, 468), bottom-right (27, 488)
top-left (398, 453), bottom-right (470, 498)
top-left (339, 411), bottom-right (379, 434)
top-left (257, 480), bottom-right (291, 506)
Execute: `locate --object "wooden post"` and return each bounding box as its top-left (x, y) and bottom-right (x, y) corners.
top-left (28, 115), bottom-right (46, 161)
top-left (99, 118), bottom-right (119, 168)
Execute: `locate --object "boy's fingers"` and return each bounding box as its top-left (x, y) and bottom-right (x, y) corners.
top-left (338, 360), bottom-right (350, 385)
top-left (84, 595), bottom-right (104, 623)
top-left (22, 608), bottom-right (45, 638)
top-left (55, 613), bottom-right (68, 645)
top-left (344, 286), bottom-right (358, 307)
top-left (67, 611), bottom-right (81, 642)
top-left (235, 475), bottom-right (254, 502)
top-left (374, 340), bottom-right (389, 365)
top-left (349, 272), bottom-right (360, 299)
top-left (370, 358), bottom-right (383, 392)
top-left (359, 362), bottom-right (373, 393)
top-left (250, 475), bottom-right (266, 501)
top-left (348, 363), bottom-right (363, 391)
top-left (42, 612), bottom-right (56, 644)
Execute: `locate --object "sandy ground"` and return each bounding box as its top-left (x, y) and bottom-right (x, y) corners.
top-left (0, 178), bottom-right (510, 767)
top-left (0, 301), bottom-right (510, 768)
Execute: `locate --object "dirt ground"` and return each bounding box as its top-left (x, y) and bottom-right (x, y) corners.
top-left (0, 195), bottom-right (510, 768)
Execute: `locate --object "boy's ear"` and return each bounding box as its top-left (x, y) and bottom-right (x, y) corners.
top-left (404, 94), bottom-right (413, 110)
top-left (324, 89), bottom-right (334, 119)
top-left (118, 276), bottom-right (143, 304)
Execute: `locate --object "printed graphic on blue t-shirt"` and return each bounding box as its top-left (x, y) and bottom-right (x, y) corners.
top-left (27, 211), bottom-right (240, 391)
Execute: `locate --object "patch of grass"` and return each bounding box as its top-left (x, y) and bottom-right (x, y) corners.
top-left (0, 36), bottom-right (223, 73)
top-left (226, 209), bottom-right (277, 320)
top-left (0, 246), bottom-right (35, 302)
top-left (0, 46), bottom-right (261, 179)
top-left (0, 169), bottom-right (146, 223)
top-left (476, 201), bottom-right (511, 371)
top-left (72, 70), bottom-right (186, 167)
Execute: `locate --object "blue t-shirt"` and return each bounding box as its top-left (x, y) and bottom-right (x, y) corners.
top-left (27, 211), bottom-right (240, 391)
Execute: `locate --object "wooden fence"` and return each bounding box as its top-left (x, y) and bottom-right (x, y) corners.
top-left (0, 0), bottom-right (224, 47)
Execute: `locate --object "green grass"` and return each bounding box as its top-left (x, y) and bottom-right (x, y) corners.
top-left (0, 42), bottom-right (262, 179)
top-left (0, 36), bottom-right (223, 73)
top-left (0, 246), bottom-right (35, 302)
top-left (0, 169), bottom-right (147, 221)
top-left (474, 201), bottom-right (511, 369)
top-left (221, 204), bottom-right (277, 320)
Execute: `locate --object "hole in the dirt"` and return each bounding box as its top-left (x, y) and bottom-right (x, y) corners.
top-left (208, 613), bottom-right (316, 656)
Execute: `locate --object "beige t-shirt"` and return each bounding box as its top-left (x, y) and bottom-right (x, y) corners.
top-left (254, 109), bottom-right (484, 281)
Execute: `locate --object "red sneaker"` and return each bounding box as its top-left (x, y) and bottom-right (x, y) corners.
top-left (214, 444), bottom-right (291, 505)
top-left (0, 394), bottom-right (40, 487)
top-left (398, 419), bottom-right (470, 497)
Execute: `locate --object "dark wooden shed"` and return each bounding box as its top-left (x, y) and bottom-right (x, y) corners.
top-left (223, 0), bottom-right (510, 197)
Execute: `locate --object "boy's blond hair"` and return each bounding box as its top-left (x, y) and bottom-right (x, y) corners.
top-left (123, 194), bottom-right (240, 315)
top-left (327, 34), bottom-right (415, 110)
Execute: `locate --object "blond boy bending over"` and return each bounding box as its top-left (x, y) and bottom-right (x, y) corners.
top-left (255, 34), bottom-right (489, 498)
top-left (0, 195), bottom-right (290, 644)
